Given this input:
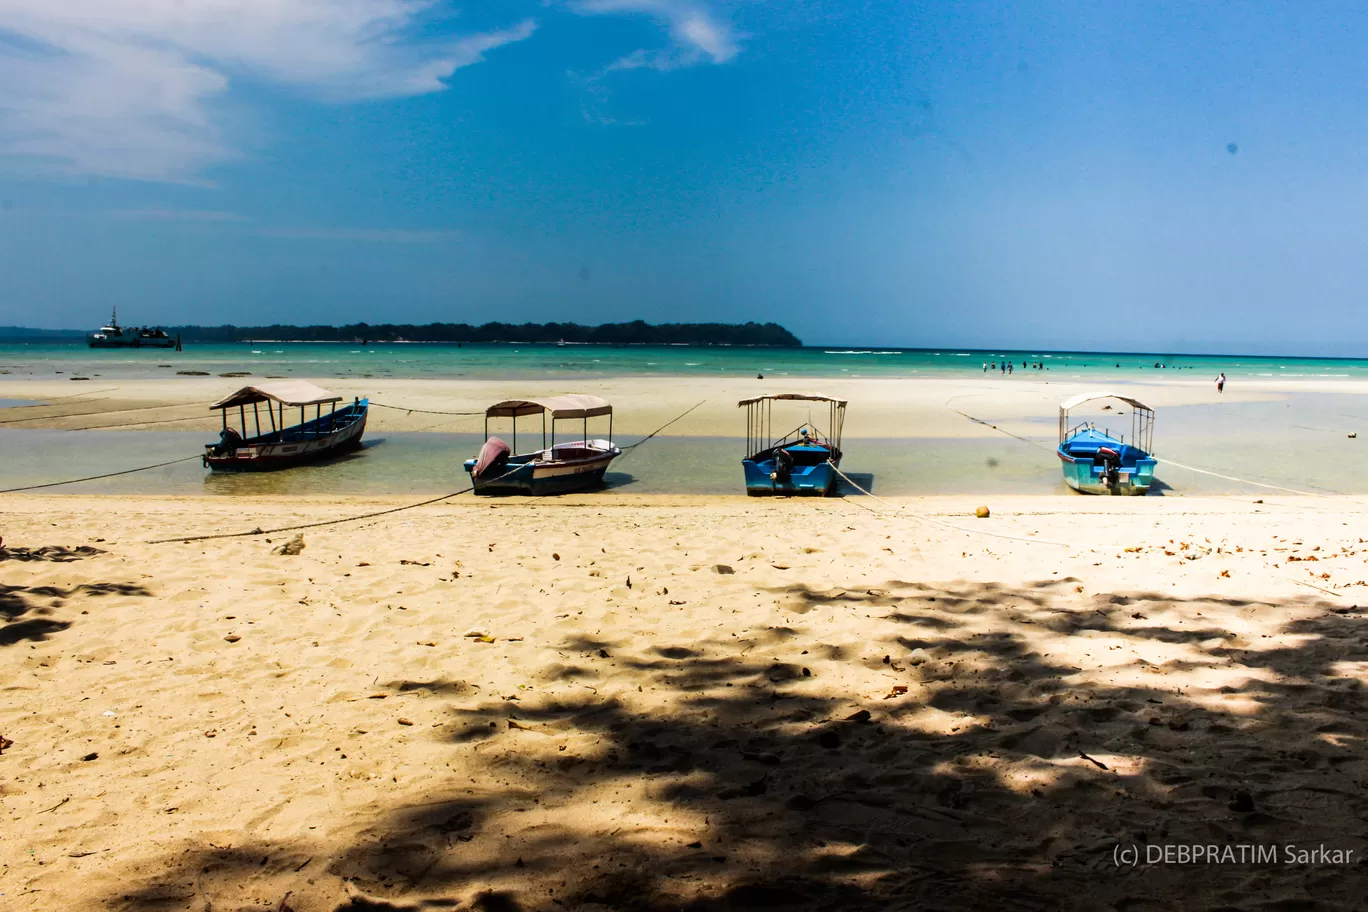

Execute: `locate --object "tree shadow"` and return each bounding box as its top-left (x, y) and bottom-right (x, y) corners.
top-left (102, 581), bottom-right (1368, 910)
top-left (0, 543), bottom-right (105, 562)
top-left (0, 580), bottom-right (150, 645)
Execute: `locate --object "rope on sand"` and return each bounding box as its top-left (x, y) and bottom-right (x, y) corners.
top-left (0, 401), bottom-right (191, 425)
top-left (146, 400), bottom-right (708, 545)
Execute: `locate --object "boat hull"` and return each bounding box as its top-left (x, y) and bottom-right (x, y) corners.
top-left (87, 337), bottom-right (177, 349)
top-left (742, 446), bottom-right (841, 496)
top-left (464, 441), bottom-right (620, 495)
top-left (1057, 438), bottom-right (1156, 495)
top-left (204, 401), bottom-right (368, 472)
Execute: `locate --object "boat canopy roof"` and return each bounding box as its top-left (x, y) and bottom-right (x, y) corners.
top-left (737, 392), bottom-right (848, 407)
top-left (211, 380), bottom-right (343, 410)
top-left (1059, 391), bottom-right (1153, 413)
top-left (486, 395), bottom-right (613, 419)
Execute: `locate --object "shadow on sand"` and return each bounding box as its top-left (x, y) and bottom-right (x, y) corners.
top-left (105, 580), bottom-right (1368, 911)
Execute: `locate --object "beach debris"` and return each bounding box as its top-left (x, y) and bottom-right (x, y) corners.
top-left (81, 751), bottom-right (98, 762)
top-left (975, 506), bottom-right (990, 518)
top-left (224, 634), bottom-right (241, 643)
top-left (205, 729), bottom-right (218, 738)
top-left (399, 559), bottom-right (430, 566)
top-left (552, 552), bottom-right (560, 561)
top-left (1350, 433), bottom-right (1358, 439)
top-left (883, 685), bottom-right (909, 699)
top-left (0, 734), bottom-right (12, 754)
top-left (844, 709), bottom-right (872, 723)
top-left (714, 564), bottom-right (735, 575)
top-left (272, 534), bottom-right (305, 556)
top-left (626, 575), bottom-right (632, 589)
top-left (398, 718), bottom-right (414, 726)
top-left (177, 370), bottom-right (210, 376)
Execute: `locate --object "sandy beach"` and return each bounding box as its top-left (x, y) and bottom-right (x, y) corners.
top-left (0, 373), bottom-right (1303, 438)
top-left (2, 487), bottom-right (1366, 910)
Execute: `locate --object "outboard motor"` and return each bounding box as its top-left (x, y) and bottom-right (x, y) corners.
top-left (770, 446), bottom-right (795, 481)
top-left (474, 437), bottom-right (511, 478)
top-left (213, 427), bottom-right (244, 457)
top-left (1096, 446), bottom-right (1121, 490)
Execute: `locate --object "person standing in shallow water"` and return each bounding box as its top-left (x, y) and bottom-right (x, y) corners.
top-left (1216, 372), bottom-right (1226, 393)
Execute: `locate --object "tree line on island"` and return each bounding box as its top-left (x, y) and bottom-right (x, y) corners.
top-left (162, 322), bottom-right (798, 347)
top-left (1, 320), bottom-right (801, 346)
top-left (161, 320), bottom-right (802, 347)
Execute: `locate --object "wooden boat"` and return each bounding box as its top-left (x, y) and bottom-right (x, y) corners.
top-left (739, 393), bottom-right (846, 496)
top-left (204, 381), bottom-right (368, 472)
top-left (464, 395), bottom-right (621, 495)
top-left (1057, 391), bottom-right (1157, 495)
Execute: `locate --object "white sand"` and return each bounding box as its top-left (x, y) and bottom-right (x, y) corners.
top-left (2, 492), bottom-right (1365, 909)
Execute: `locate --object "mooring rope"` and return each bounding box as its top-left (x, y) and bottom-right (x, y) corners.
top-left (146, 399), bottom-right (708, 545)
top-left (618, 400), bottom-right (706, 455)
top-left (0, 455), bottom-right (205, 495)
top-left (369, 402), bottom-right (484, 417)
top-left (824, 460), bottom-right (1075, 547)
top-left (946, 396), bottom-right (1366, 503)
top-left (0, 401), bottom-right (192, 425)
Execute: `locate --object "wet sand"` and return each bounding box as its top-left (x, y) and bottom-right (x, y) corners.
top-left (2, 492), bottom-right (1366, 910)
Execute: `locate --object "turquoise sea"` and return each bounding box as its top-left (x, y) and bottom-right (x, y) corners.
top-left (3, 340), bottom-right (1368, 382)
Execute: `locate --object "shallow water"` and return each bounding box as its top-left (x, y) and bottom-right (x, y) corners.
top-left (4, 340), bottom-right (1368, 383)
top-left (5, 389), bottom-right (1368, 498)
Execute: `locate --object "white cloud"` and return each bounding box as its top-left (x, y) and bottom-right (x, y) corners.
top-left (0, 2), bottom-right (536, 182)
top-left (571, 0), bottom-right (740, 72)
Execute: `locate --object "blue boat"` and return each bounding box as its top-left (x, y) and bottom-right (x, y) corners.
top-left (739, 393), bottom-right (847, 496)
top-left (464, 395), bottom-right (622, 495)
top-left (1057, 392), bottom-right (1157, 495)
top-left (204, 381), bottom-right (368, 472)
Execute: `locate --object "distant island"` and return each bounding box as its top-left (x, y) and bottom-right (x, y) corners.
top-left (0, 320), bottom-right (801, 347)
top-left (172, 320), bottom-right (802, 347)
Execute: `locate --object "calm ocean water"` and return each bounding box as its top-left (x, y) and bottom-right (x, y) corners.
top-left (3, 340), bottom-right (1368, 381)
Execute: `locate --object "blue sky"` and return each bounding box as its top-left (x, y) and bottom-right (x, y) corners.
top-left (2, 1), bottom-right (1368, 353)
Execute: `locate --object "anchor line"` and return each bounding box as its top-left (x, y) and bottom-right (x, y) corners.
top-left (824, 460), bottom-right (1075, 548)
top-left (0, 455), bottom-right (204, 494)
top-left (946, 396), bottom-right (1368, 505)
top-left (146, 399), bottom-right (708, 544)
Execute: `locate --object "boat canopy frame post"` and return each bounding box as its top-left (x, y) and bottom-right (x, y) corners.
top-left (210, 380), bottom-right (347, 446)
top-left (1058, 393), bottom-right (1156, 454)
top-left (482, 396), bottom-right (615, 456)
top-left (739, 394), bottom-right (847, 457)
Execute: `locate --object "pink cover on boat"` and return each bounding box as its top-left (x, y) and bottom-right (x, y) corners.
top-left (474, 437), bottom-right (510, 477)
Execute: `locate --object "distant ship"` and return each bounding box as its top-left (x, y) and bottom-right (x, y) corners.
top-left (87, 308), bottom-right (180, 349)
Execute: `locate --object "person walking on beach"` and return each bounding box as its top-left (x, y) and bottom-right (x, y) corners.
top-left (1007, 361), bottom-right (1013, 375)
top-left (1216, 372), bottom-right (1225, 393)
